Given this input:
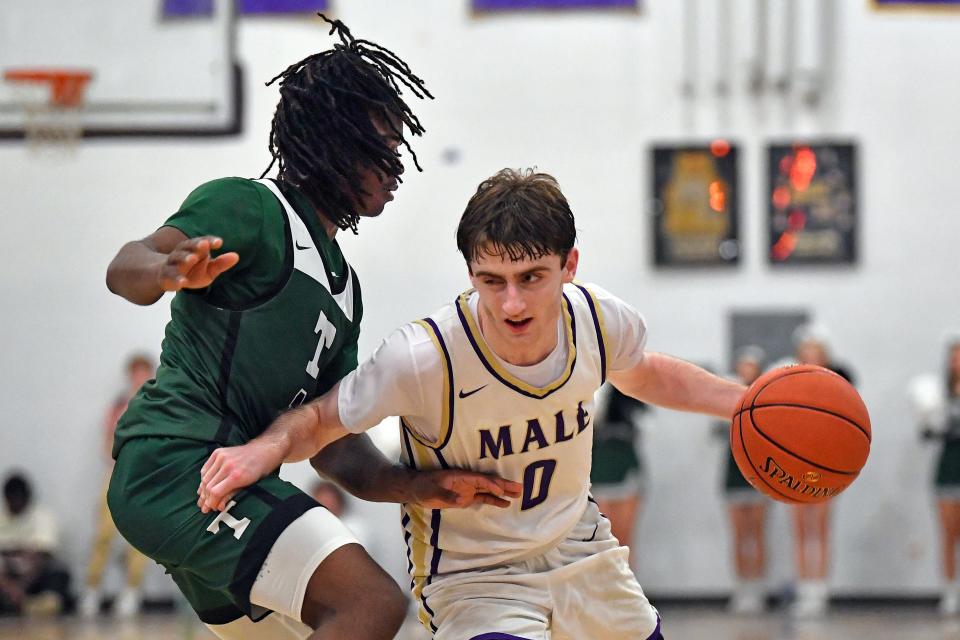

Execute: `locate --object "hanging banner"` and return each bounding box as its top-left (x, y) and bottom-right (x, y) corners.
top-left (651, 142), bottom-right (741, 268)
top-left (767, 142), bottom-right (858, 266)
top-left (164, 0), bottom-right (328, 17)
top-left (473, 0), bottom-right (638, 12)
top-left (873, 0), bottom-right (960, 9)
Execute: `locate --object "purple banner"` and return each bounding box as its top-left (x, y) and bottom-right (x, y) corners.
top-left (163, 0), bottom-right (213, 17)
top-left (474, 0), bottom-right (637, 10)
top-left (239, 0), bottom-right (328, 14)
top-left (164, 0), bottom-right (327, 17)
top-left (874, 0), bottom-right (960, 5)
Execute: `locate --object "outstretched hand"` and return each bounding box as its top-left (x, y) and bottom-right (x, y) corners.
top-left (158, 236), bottom-right (239, 292)
top-left (197, 442), bottom-right (281, 513)
top-left (409, 469), bottom-right (523, 509)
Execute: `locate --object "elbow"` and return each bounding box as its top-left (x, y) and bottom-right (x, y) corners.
top-left (105, 260), bottom-right (121, 296)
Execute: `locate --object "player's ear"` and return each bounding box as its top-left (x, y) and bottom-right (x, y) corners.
top-left (561, 248), bottom-right (579, 283)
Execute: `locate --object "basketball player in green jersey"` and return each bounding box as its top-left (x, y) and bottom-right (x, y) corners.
top-left (105, 17), bottom-right (519, 640)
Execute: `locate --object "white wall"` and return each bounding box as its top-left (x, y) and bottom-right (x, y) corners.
top-left (1, 0), bottom-right (958, 597)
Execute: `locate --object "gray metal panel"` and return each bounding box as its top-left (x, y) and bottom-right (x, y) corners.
top-left (729, 310), bottom-right (810, 370)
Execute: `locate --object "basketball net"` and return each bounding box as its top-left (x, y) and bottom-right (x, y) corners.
top-left (4, 69), bottom-right (93, 153)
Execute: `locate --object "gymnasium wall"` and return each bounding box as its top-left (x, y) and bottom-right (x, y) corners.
top-left (1, 0), bottom-right (957, 597)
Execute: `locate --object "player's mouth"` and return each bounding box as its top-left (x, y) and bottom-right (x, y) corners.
top-left (504, 318), bottom-right (533, 334)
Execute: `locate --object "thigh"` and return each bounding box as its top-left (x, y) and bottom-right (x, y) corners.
top-left (547, 503), bottom-right (659, 640)
top-left (249, 506), bottom-right (360, 622)
top-left (423, 570), bottom-right (550, 640)
top-left (549, 546), bottom-right (660, 640)
top-left (109, 437), bottom-right (318, 623)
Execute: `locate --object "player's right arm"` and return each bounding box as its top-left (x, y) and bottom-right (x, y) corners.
top-left (198, 384), bottom-right (348, 513)
top-left (106, 227), bottom-right (239, 305)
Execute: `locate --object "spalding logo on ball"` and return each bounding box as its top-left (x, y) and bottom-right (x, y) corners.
top-left (730, 364), bottom-right (871, 504)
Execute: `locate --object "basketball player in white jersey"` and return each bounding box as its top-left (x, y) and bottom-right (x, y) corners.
top-left (198, 169), bottom-right (746, 639)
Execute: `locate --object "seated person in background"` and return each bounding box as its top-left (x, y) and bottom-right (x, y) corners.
top-left (0, 473), bottom-right (72, 616)
top-left (590, 383), bottom-right (651, 568)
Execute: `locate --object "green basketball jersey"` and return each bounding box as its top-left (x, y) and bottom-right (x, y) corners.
top-left (113, 178), bottom-right (362, 455)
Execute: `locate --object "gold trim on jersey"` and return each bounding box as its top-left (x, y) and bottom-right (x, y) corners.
top-left (574, 281), bottom-right (609, 380)
top-left (410, 320), bottom-right (454, 449)
top-left (455, 289), bottom-right (577, 398)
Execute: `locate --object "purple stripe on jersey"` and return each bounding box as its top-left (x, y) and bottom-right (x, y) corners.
top-left (434, 448), bottom-right (450, 469)
top-left (422, 317), bottom-right (456, 449)
top-left (400, 424), bottom-right (418, 470)
top-left (573, 284), bottom-right (606, 383)
top-left (469, 634), bottom-right (535, 640)
top-left (455, 293), bottom-right (578, 399)
top-left (422, 574), bottom-right (438, 633)
top-left (401, 513), bottom-right (414, 578)
top-left (429, 509), bottom-right (443, 575)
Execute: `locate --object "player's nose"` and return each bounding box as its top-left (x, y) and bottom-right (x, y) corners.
top-left (502, 285), bottom-right (525, 316)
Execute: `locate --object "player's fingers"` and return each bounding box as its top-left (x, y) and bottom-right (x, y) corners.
top-left (203, 467), bottom-right (234, 505)
top-left (208, 252), bottom-right (240, 277)
top-left (466, 473), bottom-right (521, 498)
top-left (200, 454), bottom-right (225, 488)
top-left (499, 479), bottom-right (523, 498)
top-left (468, 474), bottom-right (505, 496)
top-left (200, 450), bottom-right (221, 478)
top-left (214, 489), bottom-right (237, 513)
top-left (475, 493), bottom-right (511, 509)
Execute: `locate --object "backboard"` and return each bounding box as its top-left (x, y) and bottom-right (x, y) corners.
top-left (0, 0), bottom-right (241, 138)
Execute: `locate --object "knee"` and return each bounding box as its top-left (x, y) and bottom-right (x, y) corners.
top-left (301, 573), bottom-right (407, 635)
top-left (353, 579), bottom-right (407, 634)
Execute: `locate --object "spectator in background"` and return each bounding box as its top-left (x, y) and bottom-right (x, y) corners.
top-left (720, 346), bottom-right (770, 614)
top-left (910, 333), bottom-right (960, 615)
top-left (0, 472), bottom-right (72, 616)
top-left (79, 353), bottom-right (154, 619)
top-left (590, 383), bottom-right (651, 568)
top-left (786, 324), bottom-right (855, 618)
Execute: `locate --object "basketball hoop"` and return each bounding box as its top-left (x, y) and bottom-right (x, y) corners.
top-left (3, 69), bottom-right (93, 151)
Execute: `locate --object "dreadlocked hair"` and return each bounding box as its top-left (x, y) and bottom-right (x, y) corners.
top-left (261, 14), bottom-right (432, 233)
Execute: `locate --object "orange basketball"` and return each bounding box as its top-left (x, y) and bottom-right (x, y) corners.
top-left (730, 364), bottom-right (871, 505)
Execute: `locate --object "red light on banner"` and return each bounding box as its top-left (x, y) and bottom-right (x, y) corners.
top-left (790, 146), bottom-right (817, 191)
top-left (709, 181), bottom-right (726, 212)
top-left (772, 186), bottom-right (791, 209)
top-left (771, 231), bottom-right (798, 261)
top-left (787, 209), bottom-right (807, 231)
top-left (710, 139), bottom-right (731, 158)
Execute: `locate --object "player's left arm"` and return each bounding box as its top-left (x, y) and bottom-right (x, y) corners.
top-left (609, 352), bottom-right (745, 420)
top-left (306, 332), bottom-right (520, 509)
top-left (310, 434), bottom-right (521, 509)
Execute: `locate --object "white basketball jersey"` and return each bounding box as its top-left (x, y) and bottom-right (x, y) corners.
top-left (400, 282), bottom-right (610, 581)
